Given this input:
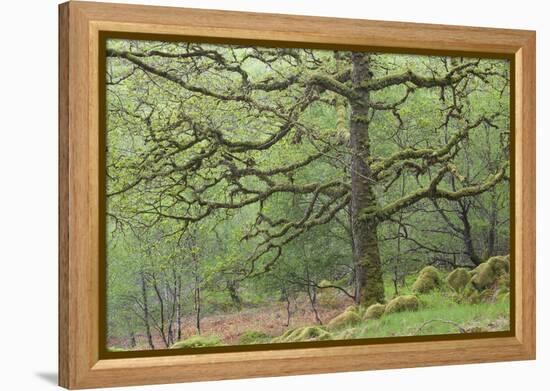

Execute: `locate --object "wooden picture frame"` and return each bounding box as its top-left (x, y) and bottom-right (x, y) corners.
top-left (59, 1), bottom-right (536, 389)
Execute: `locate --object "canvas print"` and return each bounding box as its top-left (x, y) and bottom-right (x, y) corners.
top-left (105, 38), bottom-right (511, 352)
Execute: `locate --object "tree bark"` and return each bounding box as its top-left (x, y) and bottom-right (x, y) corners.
top-left (194, 273), bottom-right (201, 335)
top-left (176, 274), bottom-right (182, 341)
top-left (486, 188), bottom-right (498, 257)
top-left (227, 280), bottom-right (242, 310)
top-left (140, 271), bottom-right (155, 350)
top-left (151, 276), bottom-right (169, 348)
top-left (458, 199), bottom-right (481, 266)
top-left (349, 53), bottom-right (385, 306)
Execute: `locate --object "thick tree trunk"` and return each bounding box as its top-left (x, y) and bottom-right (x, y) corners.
top-left (349, 53), bottom-right (385, 306)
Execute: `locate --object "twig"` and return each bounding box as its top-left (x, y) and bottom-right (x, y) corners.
top-left (415, 319), bottom-right (466, 335)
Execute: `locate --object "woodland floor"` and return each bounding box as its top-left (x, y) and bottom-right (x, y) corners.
top-left (108, 296), bottom-right (353, 349)
top-left (108, 290), bottom-right (509, 350)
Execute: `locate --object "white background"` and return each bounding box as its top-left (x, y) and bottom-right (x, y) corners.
top-left (0, 0), bottom-right (546, 389)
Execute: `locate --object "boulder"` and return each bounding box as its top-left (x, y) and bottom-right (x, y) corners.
top-left (470, 255), bottom-right (510, 291)
top-left (470, 262), bottom-right (495, 290)
top-left (171, 335), bottom-right (222, 349)
top-left (488, 255), bottom-right (510, 275)
top-left (446, 268), bottom-right (471, 292)
top-left (385, 295), bottom-right (419, 314)
top-left (238, 330), bottom-right (271, 345)
top-left (326, 309), bottom-right (362, 331)
top-left (344, 305), bottom-right (359, 313)
top-left (272, 326), bottom-right (331, 343)
top-left (412, 266), bottom-right (441, 293)
top-left (364, 303), bottom-right (386, 320)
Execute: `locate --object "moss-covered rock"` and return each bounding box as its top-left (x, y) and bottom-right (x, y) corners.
top-left (272, 326), bottom-right (332, 343)
top-left (238, 330), bottom-right (271, 345)
top-left (336, 327), bottom-right (361, 340)
top-left (107, 346), bottom-right (125, 352)
top-left (461, 282), bottom-right (481, 304)
top-left (171, 335), bottom-right (223, 349)
top-left (470, 255), bottom-right (510, 291)
top-left (364, 303), bottom-right (386, 320)
top-left (384, 295), bottom-right (419, 314)
top-left (412, 266), bottom-right (441, 293)
top-left (470, 262), bottom-right (495, 290)
top-left (488, 255), bottom-right (510, 275)
top-left (446, 268), bottom-right (471, 292)
top-left (293, 326), bottom-right (332, 341)
top-left (461, 282), bottom-right (492, 304)
top-left (326, 309), bottom-right (362, 331)
top-left (496, 272), bottom-right (510, 292)
top-left (344, 305), bottom-right (359, 313)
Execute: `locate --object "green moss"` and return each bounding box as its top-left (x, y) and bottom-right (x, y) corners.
top-left (294, 326), bottom-right (332, 341)
top-left (471, 260), bottom-right (507, 291)
top-left (171, 335), bottom-right (223, 349)
top-left (470, 255), bottom-right (510, 291)
top-left (488, 255), bottom-right (510, 275)
top-left (326, 309), bottom-right (362, 331)
top-left (412, 266), bottom-right (441, 293)
top-left (446, 268), bottom-right (471, 292)
top-left (497, 273), bottom-right (510, 292)
top-left (364, 303), bottom-right (386, 320)
top-left (107, 346), bottom-right (125, 352)
top-left (272, 326), bottom-right (332, 343)
top-left (470, 262), bottom-right (495, 290)
top-left (385, 295), bottom-right (419, 314)
top-left (238, 330), bottom-right (271, 345)
top-left (344, 305), bottom-right (359, 313)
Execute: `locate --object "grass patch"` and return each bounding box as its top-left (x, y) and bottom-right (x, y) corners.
top-left (333, 292), bottom-right (510, 340)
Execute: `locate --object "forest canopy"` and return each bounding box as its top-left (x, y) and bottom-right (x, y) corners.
top-left (105, 38), bottom-right (510, 350)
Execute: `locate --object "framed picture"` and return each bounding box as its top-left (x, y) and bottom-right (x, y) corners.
top-left (59, 1), bottom-right (536, 389)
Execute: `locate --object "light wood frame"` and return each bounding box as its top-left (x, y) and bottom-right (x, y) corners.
top-left (59, 1), bottom-right (536, 389)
